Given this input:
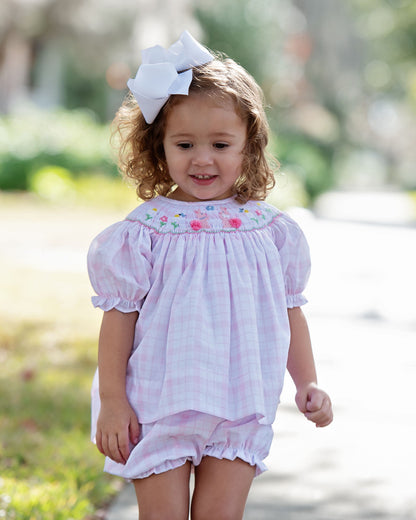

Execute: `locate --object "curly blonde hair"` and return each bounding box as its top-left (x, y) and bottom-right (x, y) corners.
top-left (113, 55), bottom-right (277, 203)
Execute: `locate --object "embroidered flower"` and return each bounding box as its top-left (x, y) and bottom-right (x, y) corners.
top-left (229, 218), bottom-right (242, 229)
top-left (190, 220), bottom-right (202, 231)
top-left (137, 200), bottom-right (279, 234)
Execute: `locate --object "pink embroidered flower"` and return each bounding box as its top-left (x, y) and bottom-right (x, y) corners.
top-left (229, 218), bottom-right (242, 229)
top-left (255, 210), bottom-right (262, 216)
top-left (190, 220), bottom-right (202, 231)
top-left (160, 216), bottom-right (168, 223)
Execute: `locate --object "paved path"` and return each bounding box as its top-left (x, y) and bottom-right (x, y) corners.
top-left (105, 212), bottom-right (416, 519)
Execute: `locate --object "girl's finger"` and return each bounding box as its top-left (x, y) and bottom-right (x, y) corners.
top-left (100, 433), bottom-right (110, 459)
top-left (95, 430), bottom-right (104, 455)
top-left (118, 431), bottom-right (130, 464)
top-left (129, 416), bottom-right (141, 446)
top-left (107, 434), bottom-right (125, 464)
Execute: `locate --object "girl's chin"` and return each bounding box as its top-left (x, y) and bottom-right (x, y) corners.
top-left (170, 185), bottom-right (233, 202)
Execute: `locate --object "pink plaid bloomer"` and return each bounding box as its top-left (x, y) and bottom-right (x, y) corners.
top-left (88, 196), bottom-right (310, 479)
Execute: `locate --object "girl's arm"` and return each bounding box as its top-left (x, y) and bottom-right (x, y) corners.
top-left (286, 307), bottom-right (333, 427)
top-left (96, 308), bottom-right (141, 464)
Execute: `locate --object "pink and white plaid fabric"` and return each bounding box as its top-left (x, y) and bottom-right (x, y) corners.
top-left (99, 411), bottom-right (273, 479)
top-left (88, 196), bottom-right (310, 475)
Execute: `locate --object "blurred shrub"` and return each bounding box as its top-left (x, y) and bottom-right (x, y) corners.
top-left (267, 170), bottom-right (310, 210)
top-left (29, 165), bottom-right (77, 201)
top-left (272, 134), bottom-right (333, 201)
top-left (27, 167), bottom-right (136, 208)
top-left (72, 174), bottom-right (136, 209)
top-left (0, 108), bottom-right (331, 207)
top-left (0, 108), bottom-right (117, 191)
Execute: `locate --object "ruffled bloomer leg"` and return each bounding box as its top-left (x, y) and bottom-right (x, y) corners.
top-left (101, 411), bottom-right (273, 479)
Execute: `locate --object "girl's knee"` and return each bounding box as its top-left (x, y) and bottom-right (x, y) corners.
top-left (140, 509), bottom-right (188, 520)
top-left (191, 502), bottom-right (244, 520)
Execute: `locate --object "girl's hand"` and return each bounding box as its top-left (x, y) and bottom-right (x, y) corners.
top-left (95, 397), bottom-right (141, 464)
top-left (295, 383), bottom-right (333, 427)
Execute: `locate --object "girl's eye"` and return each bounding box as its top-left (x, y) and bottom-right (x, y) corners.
top-left (177, 143), bottom-right (192, 149)
top-left (214, 143), bottom-right (229, 149)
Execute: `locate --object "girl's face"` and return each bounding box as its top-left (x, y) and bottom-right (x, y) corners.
top-left (163, 94), bottom-right (247, 202)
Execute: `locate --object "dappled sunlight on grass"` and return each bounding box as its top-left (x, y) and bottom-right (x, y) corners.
top-left (0, 320), bottom-right (121, 519)
top-left (0, 193), bottom-right (131, 519)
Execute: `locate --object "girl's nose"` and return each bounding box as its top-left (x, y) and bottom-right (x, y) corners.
top-left (191, 147), bottom-right (214, 166)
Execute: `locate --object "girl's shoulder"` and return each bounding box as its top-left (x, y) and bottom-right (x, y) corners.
top-left (124, 196), bottom-right (290, 235)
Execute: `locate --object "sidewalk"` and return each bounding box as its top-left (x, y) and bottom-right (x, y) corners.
top-left (106, 312), bottom-right (416, 519)
top-left (105, 205), bottom-right (416, 519)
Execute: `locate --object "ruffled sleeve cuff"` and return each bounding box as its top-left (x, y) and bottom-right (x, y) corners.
top-left (286, 293), bottom-right (308, 309)
top-left (91, 295), bottom-right (143, 313)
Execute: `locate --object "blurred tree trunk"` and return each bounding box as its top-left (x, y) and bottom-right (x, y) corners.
top-left (0, 28), bottom-right (32, 112)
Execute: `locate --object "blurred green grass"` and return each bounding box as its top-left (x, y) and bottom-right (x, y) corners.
top-left (0, 320), bottom-right (122, 519)
top-left (0, 192), bottom-right (132, 519)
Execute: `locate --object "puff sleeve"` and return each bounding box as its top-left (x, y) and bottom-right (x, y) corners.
top-left (87, 221), bottom-right (152, 313)
top-left (272, 213), bottom-right (311, 308)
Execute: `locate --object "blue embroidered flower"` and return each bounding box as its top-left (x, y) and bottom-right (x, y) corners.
top-left (206, 205), bottom-right (215, 211)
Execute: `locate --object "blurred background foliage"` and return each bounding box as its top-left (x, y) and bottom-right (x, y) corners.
top-left (0, 0), bottom-right (415, 205)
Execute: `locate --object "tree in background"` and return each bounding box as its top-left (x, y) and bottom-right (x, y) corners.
top-left (0, 0), bottom-right (197, 119)
top-left (0, 0), bottom-right (414, 198)
top-left (196, 0), bottom-right (416, 199)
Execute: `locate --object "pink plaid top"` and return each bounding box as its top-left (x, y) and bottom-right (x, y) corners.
top-left (88, 196), bottom-right (310, 426)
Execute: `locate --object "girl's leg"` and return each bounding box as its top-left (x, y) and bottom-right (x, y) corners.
top-left (191, 456), bottom-right (256, 520)
top-left (133, 461), bottom-right (192, 520)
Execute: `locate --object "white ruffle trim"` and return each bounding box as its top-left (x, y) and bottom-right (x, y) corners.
top-left (91, 295), bottom-right (142, 313)
top-left (286, 293), bottom-right (308, 308)
top-left (122, 447), bottom-right (268, 480)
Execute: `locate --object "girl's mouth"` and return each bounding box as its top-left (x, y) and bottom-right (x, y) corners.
top-left (190, 175), bottom-right (218, 185)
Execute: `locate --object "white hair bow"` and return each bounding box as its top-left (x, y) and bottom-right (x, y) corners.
top-left (127, 31), bottom-right (214, 124)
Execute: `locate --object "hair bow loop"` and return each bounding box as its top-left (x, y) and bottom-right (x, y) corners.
top-left (127, 31), bottom-right (213, 123)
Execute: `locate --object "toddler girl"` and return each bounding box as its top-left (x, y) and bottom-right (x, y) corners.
top-left (88, 31), bottom-right (333, 520)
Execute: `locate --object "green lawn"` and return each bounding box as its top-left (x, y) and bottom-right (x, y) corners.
top-left (0, 321), bottom-right (122, 519)
top-left (0, 191), bottom-right (134, 519)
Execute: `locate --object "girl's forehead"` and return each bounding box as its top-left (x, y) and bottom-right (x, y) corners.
top-left (173, 98), bottom-right (241, 120)
top-left (166, 93), bottom-right (244, 125)
top-left (171, 91), bottom-right (238, 113)
top-left (163, 94), bottom-right (247, 138)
